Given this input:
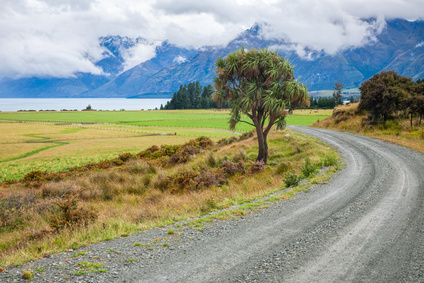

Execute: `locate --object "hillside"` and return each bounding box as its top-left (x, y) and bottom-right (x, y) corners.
top-left (0, 19), bottom-right (423, 98)
top-left (313, 103), bottom-right (424, 154)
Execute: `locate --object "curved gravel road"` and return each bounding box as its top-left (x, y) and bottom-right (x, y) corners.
top-left (1, 126), bottom-right (423, 282)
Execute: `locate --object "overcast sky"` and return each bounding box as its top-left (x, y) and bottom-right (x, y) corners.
top-left (0, 0), bottom-right (422, 79)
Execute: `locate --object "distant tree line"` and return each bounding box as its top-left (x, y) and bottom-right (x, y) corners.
top-left (161, 81), bottom-right (230, 110)
top-left (307, 96), bottom-right (359, 109)
top-left (358, 70), bottom-right (424, 126)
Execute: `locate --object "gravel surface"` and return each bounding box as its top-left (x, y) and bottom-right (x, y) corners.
top-left (1, 126), bottom-right (423, 282)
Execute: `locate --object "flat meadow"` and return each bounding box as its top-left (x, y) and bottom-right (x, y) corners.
top-left (0, 109), bottom-right (330, 181)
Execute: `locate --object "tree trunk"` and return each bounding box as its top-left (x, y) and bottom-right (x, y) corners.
top-left (411, 113), bottom-right (413, 127)
top-left (262, 131), bottom-right (269, 164)
top-left (254, 120), bottom-right (267, 164)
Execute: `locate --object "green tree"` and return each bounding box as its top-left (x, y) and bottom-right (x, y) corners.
top-left (358, 70), bottom-right (413, 123)
top-left (200, 85), bottom-right (215, 108)
top-left (164, 82), bottom-right (218, 110)
top-left (332, 80), bottom-right (344, 105)
top-left (405, 82), bottom-right (424, 126)
top-left (213, 47), bottom-right (309, 163)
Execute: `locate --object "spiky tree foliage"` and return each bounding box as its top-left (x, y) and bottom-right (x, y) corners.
top-left (213, 47), bottom-right (309, 163)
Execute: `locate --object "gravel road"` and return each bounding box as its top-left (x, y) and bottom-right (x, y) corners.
top-left (1, 126), bottom-right (423, 282)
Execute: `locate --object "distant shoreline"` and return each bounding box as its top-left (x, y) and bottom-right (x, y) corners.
top-left (0, 98), bottom-right (170, 112)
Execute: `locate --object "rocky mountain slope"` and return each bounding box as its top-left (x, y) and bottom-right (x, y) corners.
top-left (0, 18), bottom-right (422, 98)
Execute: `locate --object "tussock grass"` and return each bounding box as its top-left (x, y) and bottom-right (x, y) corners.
top-left (313, 103), bottom-right (424, 154)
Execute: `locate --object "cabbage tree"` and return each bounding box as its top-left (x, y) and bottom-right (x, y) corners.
top-left (213, 47), bottom-right (309, 163)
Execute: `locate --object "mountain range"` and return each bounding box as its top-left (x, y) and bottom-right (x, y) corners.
top-left (0, 18), bottom-right (423, 98)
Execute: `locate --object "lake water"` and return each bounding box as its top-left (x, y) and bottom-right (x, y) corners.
top-left (0, 98), bottom-right (170, 112)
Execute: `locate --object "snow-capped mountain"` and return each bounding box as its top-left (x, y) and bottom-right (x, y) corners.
top-left (0, 18), bottom-right (423, 98)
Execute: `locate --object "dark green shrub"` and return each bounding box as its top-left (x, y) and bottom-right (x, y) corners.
top-left (150, 151), bottom-right (164, 159)
top-left (301, 157), bottom-right (318, 178)
top-left (136, 145), bottom-right (160, 159)
top-left (160, 144), bottom-right (180, 156)
top-left (283, 171), bottom-right (302, 188)
top-left (321, 154), bottom-right (338, 167)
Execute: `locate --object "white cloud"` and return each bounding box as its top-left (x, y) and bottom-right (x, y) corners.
top-left (173, 56), bottom-right (187, 64)
top-left (121, 41), bottom-right (161, 72)
top-left (0, 0), bottom-right (423, 79)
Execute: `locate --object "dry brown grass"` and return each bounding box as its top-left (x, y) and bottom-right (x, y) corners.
top-left (292, 109), bottom-right (333, 116)
top-left (313, 103), bottom-right (424, 154)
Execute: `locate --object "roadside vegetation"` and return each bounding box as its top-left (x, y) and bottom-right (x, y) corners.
top-left (313, 71), bottom-right (424, 154)
top-left (0, 129), bottom-right (340, 268)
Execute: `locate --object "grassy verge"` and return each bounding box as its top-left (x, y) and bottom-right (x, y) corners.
top-left (313, 103), bottom-right (424, 154)
top-left (0, 129), bottom-right (340, 268)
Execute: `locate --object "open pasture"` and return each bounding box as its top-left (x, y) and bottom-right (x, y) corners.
top-left (0, 110), bottom-right (231, 124)
top-left (0, 122), bottom-right (237, 181)
top-left (0, 109), bottom-right (330, 181)
top-left (0, 109), bottom-right (330, 130)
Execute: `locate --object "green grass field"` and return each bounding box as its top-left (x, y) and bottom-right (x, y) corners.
top-left (0, 110), bottom-right (230, 124)
top-left (0, 109), bottom-right (330, 181)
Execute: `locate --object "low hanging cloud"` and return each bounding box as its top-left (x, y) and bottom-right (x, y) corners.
top-left (121, 41), bottom-right (162, 72)
top-left (0, 0), bottom-right (423, 79)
